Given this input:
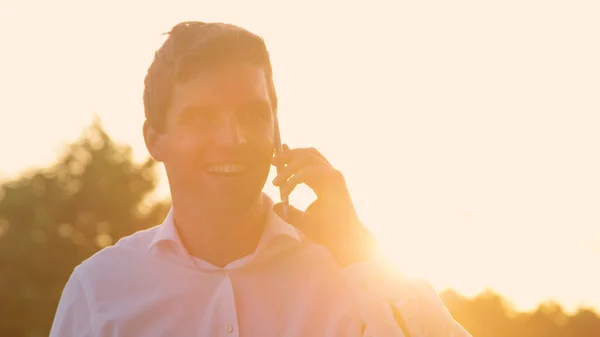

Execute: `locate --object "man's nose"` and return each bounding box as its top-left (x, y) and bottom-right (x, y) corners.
top-left (213, 114), bottom-right (247, 147)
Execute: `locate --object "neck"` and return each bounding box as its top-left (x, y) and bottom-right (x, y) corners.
top-left (172, 194), bottom-right (267, 268)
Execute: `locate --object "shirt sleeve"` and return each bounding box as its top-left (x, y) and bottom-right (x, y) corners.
top-left (50, 269), bottom-right (97, 337)
top-left (343, 259), bottom-right (472, 337)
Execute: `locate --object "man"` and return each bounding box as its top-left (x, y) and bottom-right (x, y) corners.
top-left (50, 21), bottom-right (471, 336)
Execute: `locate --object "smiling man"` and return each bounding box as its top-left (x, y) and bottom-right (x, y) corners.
top-left (50, 22), bottom-right (471, 337)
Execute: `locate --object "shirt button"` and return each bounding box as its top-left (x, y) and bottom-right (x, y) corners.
top-left (225, 325), bottom-right (234, 333)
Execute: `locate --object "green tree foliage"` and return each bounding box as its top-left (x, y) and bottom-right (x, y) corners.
top-left (0, 120), bottom-right (169, 337)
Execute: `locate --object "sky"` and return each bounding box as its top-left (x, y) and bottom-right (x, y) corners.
top-left (1, 0), bottom-right (599, 313)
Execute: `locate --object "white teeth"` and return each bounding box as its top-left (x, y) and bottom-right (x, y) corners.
top-left (205, 164), bottom-right (248, 174)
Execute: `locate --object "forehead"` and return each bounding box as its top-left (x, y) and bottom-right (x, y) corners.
top-left (169, 62), bottom-right (271, 112)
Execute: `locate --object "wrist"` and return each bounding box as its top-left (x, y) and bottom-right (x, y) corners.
top-left (330, 224), bottom-right (377, 267)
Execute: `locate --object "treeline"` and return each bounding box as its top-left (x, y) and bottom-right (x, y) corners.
top-left (441, 290), bottom-right (600, 336)
top-left (0, 122), bottom-right (597, 336)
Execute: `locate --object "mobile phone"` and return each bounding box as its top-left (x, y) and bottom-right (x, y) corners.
top-left (273, 115), bottom-right (289, 218)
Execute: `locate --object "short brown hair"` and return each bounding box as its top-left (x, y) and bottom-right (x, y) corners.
top-left (143, 21), bottom-right (278, 131)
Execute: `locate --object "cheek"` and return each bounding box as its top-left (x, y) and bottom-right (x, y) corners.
top-left (255, 134), bottom-right (275, 155)
top-left (165, 133), bottom-right (207, 164)
top-left (239, 124), bottom-right (273, 153)
top-left (251, 126), bottom-right (275, 149)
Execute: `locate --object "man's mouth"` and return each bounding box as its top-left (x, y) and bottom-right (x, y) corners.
top-left (204, 164), bottom-right (250, 177)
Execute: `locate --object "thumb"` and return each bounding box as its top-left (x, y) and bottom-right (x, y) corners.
top-left (273, 203), bottom-right (305, 226)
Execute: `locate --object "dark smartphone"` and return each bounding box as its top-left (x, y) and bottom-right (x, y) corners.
top-left (273, 116), bottom-right (289, 218)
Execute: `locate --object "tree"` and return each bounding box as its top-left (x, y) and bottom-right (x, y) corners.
top-left (441, 289), bottom-right (600, 337)
top-left (441, 289), bottom-right (517, 336)
top-left (0, 120), bottom-right (169, 337)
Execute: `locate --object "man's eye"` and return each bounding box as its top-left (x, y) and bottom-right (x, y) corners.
top-left (180, 108), bottom-right (215, 126)
top-left (240, 106), bottom-right (271, 123)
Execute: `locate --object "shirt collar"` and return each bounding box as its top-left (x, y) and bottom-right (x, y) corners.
top-left (148, 193), bottom-right (301, 255)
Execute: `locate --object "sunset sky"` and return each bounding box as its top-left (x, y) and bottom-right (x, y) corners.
top-left (1, 0), bottom-right (598, 313)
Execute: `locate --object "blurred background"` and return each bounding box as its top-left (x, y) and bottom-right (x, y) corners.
top-left (0, 1), bottom-right (599, 336)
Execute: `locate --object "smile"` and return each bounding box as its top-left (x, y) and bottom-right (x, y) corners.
top-left (204, 164), bottom-right (249, 176)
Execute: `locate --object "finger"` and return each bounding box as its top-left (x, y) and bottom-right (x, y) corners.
top-left (308, 147), bottom-right (326, 160)
top-left (279, 166), bottom-right (326, 197)
top-left (273, 202), bottom-right (306, 226)
top-left (272, 146), bottom-right (323, 166)
top-left (272, 144), bottom-right (291, 164)
top-left (272, 154), bottom-right (315, 186)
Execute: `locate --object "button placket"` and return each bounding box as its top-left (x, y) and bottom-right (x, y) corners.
top-left (217, 272), bottom-right (239, 337)
top-left (225, 325), bottom-right (234, 334)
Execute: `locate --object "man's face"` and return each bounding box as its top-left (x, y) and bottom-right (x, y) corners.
top-left (154, 62), bottom-right (275, 211)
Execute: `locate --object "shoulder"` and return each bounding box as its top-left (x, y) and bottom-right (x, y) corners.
top-left (74, 226), bottom-right (160, 285)
top-left (393, 276), bottom-right (471, 336)
top-left (344, 259), bottom-right (471, 336)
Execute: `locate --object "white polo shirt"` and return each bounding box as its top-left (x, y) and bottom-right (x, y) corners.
top-left (50, 195), bottom-right (470, 336)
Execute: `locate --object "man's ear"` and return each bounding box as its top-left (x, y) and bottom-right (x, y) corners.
top-left (143, 120), bottom-right (166, 162)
